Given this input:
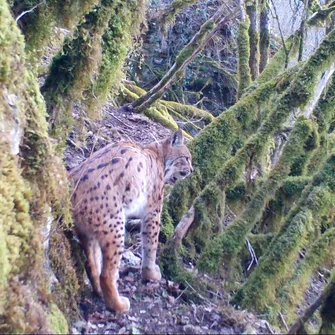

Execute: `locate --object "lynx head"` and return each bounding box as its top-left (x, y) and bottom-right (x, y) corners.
top-left (163, 130), bottom-right (193, 185)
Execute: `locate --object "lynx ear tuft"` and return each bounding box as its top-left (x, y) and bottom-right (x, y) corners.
top-left (171, 129), bottom-right (183, 146)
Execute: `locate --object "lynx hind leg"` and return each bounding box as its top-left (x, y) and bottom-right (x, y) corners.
top-left (141, 212), bottom-right (162, 282)
top-left (99, 223), bottom-right (130, 312)
top-left (77, 231), bottom-right (103, 297)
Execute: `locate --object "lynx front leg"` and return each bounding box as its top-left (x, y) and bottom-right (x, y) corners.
top-left (141, 211), bottom-right (162, 281)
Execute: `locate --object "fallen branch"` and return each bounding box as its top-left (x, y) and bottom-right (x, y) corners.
top-left (288, 284), bottom-right (330, 334)
top-left (169, 206), bottom-right (195, 248)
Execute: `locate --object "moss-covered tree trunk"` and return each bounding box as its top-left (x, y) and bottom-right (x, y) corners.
top-left (0, 0), bottom-right (80, 332)
top-left (41, 0), bottom-right (144, 148)
top-left (259, 0), bottom-right (270, 73)
top-left (319, 269), bottom-right (335, 334)
top-left (246, 0), bottom-right (260, 80)
top-left (161, 5), bottom-right (335, 330)
top-left (287, 267), bottom-right (335, 334)
top-left (41, 0), bottom-right (121, 144)
top-left (237, 0), bottom-right (252, 98)
top-left (12, 0), bottom-right (100, 62)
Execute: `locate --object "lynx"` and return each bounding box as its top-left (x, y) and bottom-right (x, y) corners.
top-left (69, 130), bottom-right (193, 312)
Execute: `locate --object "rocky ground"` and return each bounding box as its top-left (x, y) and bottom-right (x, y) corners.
top-left (65, 101), bottom-right (275, 335)
top-left (72, 265), bottom-right (272, 335)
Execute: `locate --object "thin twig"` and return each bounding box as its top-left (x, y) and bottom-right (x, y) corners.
top-left (279, 312), bottom-right (289, 331)
top-left (269, 0), bottom-right (289, 67)
top-left (106, 110), bottom-right (135, 130)
top-left (16, 1), bottom-right (45, 22)
top-left (246, 238), bottom-right (258, 271)
top-left (184, 280), bottom-right (218, 307)
top-left (175, 287), bottom-right (188, 302)
top-left (191, 304), bottom-right (200, 323)
top-left (265, 321), bottom-right (275, 334)
top-left (226, 205), bottom-right (237, 218)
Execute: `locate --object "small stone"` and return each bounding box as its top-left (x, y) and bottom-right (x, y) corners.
top-left (88, 322), bottom-right (97, 330)
top-left (122, 250), bottom-right (141, 266)
top-left (210, 312), bottom-right (221, 322)
top-left (118, 327), bottom-right (126, 334)
top-left (73, 320), bottom-right (87, 329)
top-left (106, 322), bottom-right (119, 330)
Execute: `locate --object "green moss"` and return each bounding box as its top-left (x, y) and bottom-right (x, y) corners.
top-left (118, 85), bottom-right (194, 138)
top-left (166, 169), bottom-right (203, 227)
top-left (47, 303), bottom-right (69, 334)
top-left (41, 0), bottom-right (146, 148)
top-left (121, 83), bottom-right (213, 134)
top-left (246, 35), bottom-right (300, 94)
top-left (259, 0), bottom-right (270, 73)
top-left (85, 0), bottom-right (144, 114)
top-left (197, 117), bottom-right (319, 272)
top-left (175, 19), bottom-right (215, 67)
top-left (226, 181), bottom-right (246, 201)
top-left (48, 225), bottom-right (81, 322)
top-left (236, 233), bottom-right (274, 278)
top-left (246, 0), bottom-right (260, 80)
top-left (232, 152), bottom-right (335, 319)
top-left (276, 227), bottom-right (335, 325)
top-left (281, 176), bottom-right (312, 196)
top-left (160, 0), bottom-right (198, 35)
top-left (41, 0), bottom-right (121, 148)
top-left (165, 68), bottom-right (295, 248)
top-left (160, 201), bottom-right (175, 243)
top-left (255, 176), bottom-right (312, 233)
top-left (237, 16), bottom-right (252, 98)
top-left (320, 269), bottom-right (335, 334)
top-left (17, 0), bottom-right (100, 61)
top-left (0, 1), bottom-right (77, 331)
top-left (186, 64), bottom-right (298, 187)
top-left (307, 72), bottom-right (335, 174)
top-left (161, 100), bottom-right (214, 124)
top-left (144, 107), bottom-right (180, 131)
top-left (308, 5), bottom-right (335, 26)
top-left (184, 29), bottom-right (335, 271)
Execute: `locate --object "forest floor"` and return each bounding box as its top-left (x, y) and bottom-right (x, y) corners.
top-left (66, 101), bottom-right (274, 335)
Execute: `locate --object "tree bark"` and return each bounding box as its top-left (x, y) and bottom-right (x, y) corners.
top-left (259, 0), bottom-right (270, 73)
top-left (319, 270), bottom-right (335, 334)
top-left (288, 268), bottom-right (335, 334)
top-left (237, 0), bottom-right (252, 98)
top-left (246, 0), bottom-right (260, 80)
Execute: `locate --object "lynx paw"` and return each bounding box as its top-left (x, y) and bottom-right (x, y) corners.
top-left (142, 265), bottom-right (162, 282)
top-left (106, 296), bottom-right (130, 312)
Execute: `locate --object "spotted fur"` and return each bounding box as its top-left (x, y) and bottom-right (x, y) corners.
top-left (69, 130), bottom-right (193, 312)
